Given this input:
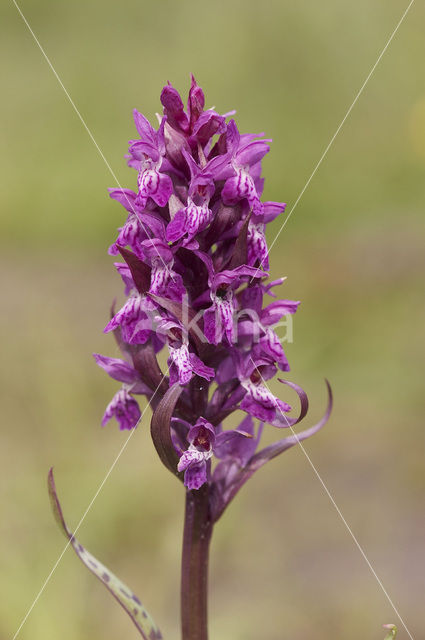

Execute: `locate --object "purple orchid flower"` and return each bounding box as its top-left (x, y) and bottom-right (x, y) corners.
top-left (140, 238), bottom-right (186, 301)
top-left (93, 353), bottom-right (151, 431)
top-left (177, 418), bottom-right (216, 490)
top-left (126, 111), bottom-right (174, 211)
top-left (159, 318), bottom-right (214, 386)
top-left (165, 150), bottom-right (215, 244)
top-left (99, 76), bottom-right (331, 498)
top-left (66, 76), bottom-right (334, 640)
top-left (176, 416), bottom-right (262, 492)
top-left (101, 388), bottom-right (141, 431)
top-left (103, 294), bottom-right (152, 344)
top-left (203, 265), bottom-right (261, 345)
top-left (219, 120), bottom-right (270, 216)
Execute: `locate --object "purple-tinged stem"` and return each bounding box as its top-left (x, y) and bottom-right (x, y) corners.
top-left (181, 484), bottom-right (212, 640)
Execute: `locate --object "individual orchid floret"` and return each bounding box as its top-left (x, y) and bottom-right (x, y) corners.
top-left (128, 114), bottom-right (173, 210)
top-left (221, 168), bottom-right (263, 216)
top-left (107, 189), bottom-right (151, 256)
top-left (220, 120), bottom-right (270, 216)
top-left (136, 162), bottom-right (173, 211)
top-left (165, 151), bottom-right (216, 244)
top-left (177, 416), bottom-right (261, 491)
top-left (168, 341), bottom-right (214, 386)
top-left (161, 320), bottom-right (214, 386)
top-left (101, 388), bottom-right (141, 431)
top-left (140, 238), bottom-right (186, 302)
top-left (258, 329), bottom-right (290, 371)
top-left (177, 418), bottom-right (216, 490)
top-left (103, 294), bottom-right (151, 344)
top-left (237, 286), bottom-right (300, 370)
top-left (130, 109), bottom-right (167, 164)
top-left (166, 197), bottom-right (213, 245)
top-left (240, 377), bottom-right (291, 424)
top-left (203, 265), bottom-right (260, 345)
top-left (237, 355), bottom-right (291, 423)
top-left (247, 219), bottom-right (268, 268)
top-left (245, 204), bottom-right (288, 267)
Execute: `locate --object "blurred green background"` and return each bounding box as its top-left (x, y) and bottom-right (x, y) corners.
top-left (1, 1), bottom-right (424, 639)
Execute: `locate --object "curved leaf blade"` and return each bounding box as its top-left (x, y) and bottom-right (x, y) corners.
top-left (272, 378), bottom-right (310, 427)
top-left (212, 380), bottom-right (332, 521)
top-left (48, 468), bottom-right (163, 640)
top-left (250, 379), bottom-right (332, 467)
top-left (150, 383), bottom-right (184, 479)
top-left (117, 246), bottom-right (151, 294)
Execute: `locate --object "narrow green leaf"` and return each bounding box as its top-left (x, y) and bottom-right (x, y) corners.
top-left (48, 468), bottom-right (163, 640)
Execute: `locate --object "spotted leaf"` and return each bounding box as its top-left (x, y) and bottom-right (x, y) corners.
top-left (48, 468), bottom-right (163, 640)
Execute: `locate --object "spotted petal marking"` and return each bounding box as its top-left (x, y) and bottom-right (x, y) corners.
top-left (48, 469), bottom-right (163, 640)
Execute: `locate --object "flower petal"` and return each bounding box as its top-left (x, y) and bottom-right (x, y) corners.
top-left (183, 460), bottom-right (208, 490)
top-left (101, 389), bottom-right (141, 430)
top-left (93, 353), bottom-right (137, 385)
top-left (160, 83), bottom-right (189, 132)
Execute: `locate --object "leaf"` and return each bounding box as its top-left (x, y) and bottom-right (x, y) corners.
top-left (212, 380), bottom-right (332, 522)
top-left (383, 624), bottom-right (397, 639)
top-left (150, 383), bottom-right (184, 479)
top-left (48, 469), bottom-right (163, 640)
top-left (271, 378), bottom-right (310, 427)
top-left (117, 246), bottom-right (151, 294)
top-left (130, 342), bottom-right (169, 394)
top-left (226, 212), bottom-right (251, 270)
top-left (250, 379), bottom-right (332, 467)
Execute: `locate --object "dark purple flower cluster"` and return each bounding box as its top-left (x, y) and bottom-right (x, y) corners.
top-left (95, 77), bottom-right (331, 517)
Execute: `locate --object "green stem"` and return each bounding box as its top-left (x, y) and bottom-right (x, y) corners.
top-left (180, 484), bottom-right (213, 640)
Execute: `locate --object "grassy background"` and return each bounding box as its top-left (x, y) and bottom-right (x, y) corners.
top-left (1, 1), bottom-right (424, 639)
